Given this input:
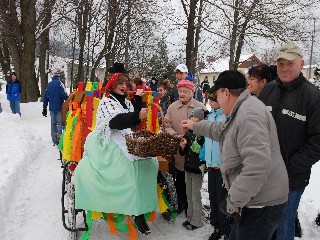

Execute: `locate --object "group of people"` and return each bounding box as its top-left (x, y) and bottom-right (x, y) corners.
top-left (74, 43), bottom-right (320, 240)
top-left (10, 42), bottom-right (316, 239)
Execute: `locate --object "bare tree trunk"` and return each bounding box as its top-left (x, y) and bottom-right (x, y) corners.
top-left (0, 40), bottom-right (11, 81)
top-left (39, 0), bottom-right (54, 101)
top-left (185, 0), bottom-right (199, 74)
top-left (194, 0), bottom-right (204, 75)
top-left (76, 0), bottom-right (91, 85)
top-left (0, 0), bottom-right (39, 102)
top-left (124, 0), bottom-right (132, 68)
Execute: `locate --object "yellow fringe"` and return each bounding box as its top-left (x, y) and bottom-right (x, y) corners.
top-left (91, 211), bottom-right (103, 220)
top-left (157, 185), bottom-right (168, 213)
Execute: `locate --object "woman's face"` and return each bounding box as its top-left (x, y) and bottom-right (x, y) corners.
top-left (157, 86), bottom-right (167, 99)
top-left (247, 76), bottom-right (267, 95)
top-left (178, 87), bottom-right (193, 104)
top-left (113, 81), bottom-right (128, 95)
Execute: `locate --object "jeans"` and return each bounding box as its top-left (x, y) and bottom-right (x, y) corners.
top-left (229, 202), bottom-right (287, 240)
top-left (208, 168), bottom-right (233, 235)
top-left (9, 100), bottom-right (21, 116)
top-left (274, 189), bottom-right (304, 240)
top-left (50, 111), bottom-right (62, 143)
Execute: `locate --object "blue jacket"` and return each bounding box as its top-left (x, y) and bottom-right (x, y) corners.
top-left (43, 76), bottom-right (68, 112)
top-left (6, 79), bottom-right (22, 101)
top-left (199, 108), bottom-right (225, 168)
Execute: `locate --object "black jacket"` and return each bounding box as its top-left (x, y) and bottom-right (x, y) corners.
top-left (259, 74), bottom-right (320, 189)
top-left (109, 92), bottom-right (142, 130)
top-left (179, 130), bottom-right (205, 174)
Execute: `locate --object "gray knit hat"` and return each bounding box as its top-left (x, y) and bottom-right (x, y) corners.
top-left (190, 107), bottom-right (205, 120)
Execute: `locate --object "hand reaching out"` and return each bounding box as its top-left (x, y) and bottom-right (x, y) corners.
top-left (181, 119), bottom-right (195, 131)
top-left (135, 89), bottom-right (144, 96)
top-left (139, 108), bottom-right (148, 120)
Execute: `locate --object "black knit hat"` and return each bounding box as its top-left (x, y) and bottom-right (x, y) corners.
top-left (108, 62), bottom-right (128, 74)
top-left (210, 70), bottom-right (247, 93)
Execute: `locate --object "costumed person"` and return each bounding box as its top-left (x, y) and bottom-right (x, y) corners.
top-left (74, 73), bottom-right (159, 236)
top-left (6, 72), bottom-right (21, 116)
top-left (164, 80), bottom-right (206, 221)
top-left (42, 72), bottom-right (69, 145)
top-left (179, 107), bottom-right (206, 230)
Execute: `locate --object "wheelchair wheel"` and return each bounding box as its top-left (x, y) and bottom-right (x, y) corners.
top-left (62, 166), bottom-right (77, 240)
top-left (158, 171), bottom-right (178, 212)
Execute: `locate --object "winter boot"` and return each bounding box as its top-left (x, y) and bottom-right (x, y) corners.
top-left (162, 211), bottom-right (174, 223)
top-left (134, 215), bottom-right (151, 235)
top-left (295, 215), bottom-right (302, 238)
top-left (209, 227), bottom-right (222, 240)
top-left (315, 213), bottom-right (320, 226)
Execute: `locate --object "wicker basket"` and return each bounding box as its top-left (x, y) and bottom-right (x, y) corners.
top-left (125, 103), bottom-right (181, 158)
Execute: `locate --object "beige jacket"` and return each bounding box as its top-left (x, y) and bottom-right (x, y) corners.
top-left (193, 90), bottom-right (288, 208)
top-left (164, 98), bottom-right (206, 171)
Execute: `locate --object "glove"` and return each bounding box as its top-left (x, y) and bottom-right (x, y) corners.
top-left (42, 108), bottom-right (47, 117)
top-left (199, 164), bottom-right (206, 177)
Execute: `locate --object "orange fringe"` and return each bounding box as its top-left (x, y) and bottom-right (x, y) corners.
top-left (106, 213), bottom-right (117, 235)
top-left (148, 211), bottom-right (156, 222)
top-left (127, 216), bottom-right (137, 240)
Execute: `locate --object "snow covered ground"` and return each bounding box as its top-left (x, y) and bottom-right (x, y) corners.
top-left (0, 89), bottom-right (320, 240)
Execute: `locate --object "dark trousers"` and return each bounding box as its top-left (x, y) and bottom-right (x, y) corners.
top-left (208, 168), bottom-right (233, 235)
top-left (229, 202), bottom-right (287, 240)
top-left (174, 168), bottom-right (187, 211)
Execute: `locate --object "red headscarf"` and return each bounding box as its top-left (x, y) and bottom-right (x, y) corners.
top-left (106, 73), bottom-right (121, 90)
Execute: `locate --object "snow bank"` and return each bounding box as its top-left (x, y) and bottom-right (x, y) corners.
top-left (0, 112), bottom-right (43, 220)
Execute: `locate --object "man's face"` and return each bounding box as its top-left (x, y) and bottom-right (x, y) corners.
top-left (178, 87), bottom-right (193, 103)
top-left (157, 86), bottom-right (167, 98)
top-left (277, 56), bottom-right (304, 83)
top-left (176, 70), bottom-right (188, 81)
top-left (11, 75), bottom-right (17, 81)
top-left (216, 88), bottom-right (231, 115)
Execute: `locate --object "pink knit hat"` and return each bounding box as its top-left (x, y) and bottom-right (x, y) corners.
top-left (177, 80), bottom-right (195, 92)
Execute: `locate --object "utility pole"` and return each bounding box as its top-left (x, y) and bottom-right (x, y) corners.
top-left (308, 18), bottom-right (316, 80)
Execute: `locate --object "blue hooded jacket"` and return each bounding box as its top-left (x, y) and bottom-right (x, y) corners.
top-left (199, 108), bottom-right (225, 168)
top-left (6, 79), bottom-right (22, 101)
top-left (43, 76), bottom-right (68, 112)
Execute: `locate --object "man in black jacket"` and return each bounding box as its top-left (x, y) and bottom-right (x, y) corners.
top-left (259, 43), bottom-right (320, 240)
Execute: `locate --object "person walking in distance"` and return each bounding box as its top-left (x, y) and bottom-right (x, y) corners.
top-left (6, 72), bottom-right (22, 116)
top-left (42, 72), bottom-right (69, 145)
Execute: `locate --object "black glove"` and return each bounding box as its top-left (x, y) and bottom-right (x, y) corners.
top-left (42, 108), bottom-right (47, 117)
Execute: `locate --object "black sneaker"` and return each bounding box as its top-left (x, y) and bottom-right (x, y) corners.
top-left (316, 213), bottom-right (320, 226)
top-left (134, 215), bottom-right (150, 235)
top-left (209, 228), bottom-right (222, 240)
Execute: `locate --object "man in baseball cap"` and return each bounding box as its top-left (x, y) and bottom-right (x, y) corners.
top-left (275, 43), bottom-right (303, 61)
top-left (170, 64), bottom-right (190, 102)
top-left (259, 43), bottom-right (320, 239)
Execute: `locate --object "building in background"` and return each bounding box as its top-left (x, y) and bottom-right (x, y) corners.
top-left (199, 54), bottom-right (262, 86)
